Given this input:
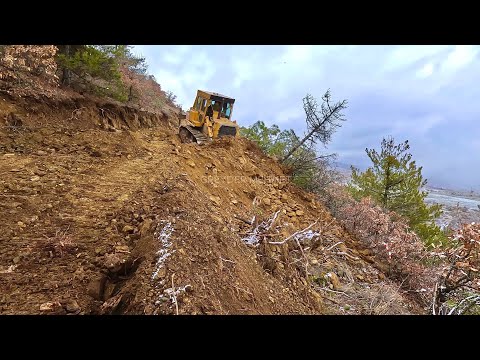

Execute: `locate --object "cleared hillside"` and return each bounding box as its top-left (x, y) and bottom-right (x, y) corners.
top-left (0, 92), bottom-right (420, 315)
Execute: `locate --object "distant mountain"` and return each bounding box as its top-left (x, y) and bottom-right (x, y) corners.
top-left (334, 161), bottom-right (353, 170)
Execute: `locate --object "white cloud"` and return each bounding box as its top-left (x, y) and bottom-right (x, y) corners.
top-left (151, 48), bottom-right (216, 109)
top-left (282, 45), bottom-right (314, 63)
top-left (162, 45), bottom-right (193, 65)
top-left (232, 59), bottom-right (255, 88)
top-left (440, 45), bottom-right (479, 73)
top-left (416, 63), bottom-right (434, 78)
top-left (392, 114), bottom-right (445, 136)
top-left (383, 45), bottom-right (450, 72)
top-left (275, 106), bottom-right (304, 125)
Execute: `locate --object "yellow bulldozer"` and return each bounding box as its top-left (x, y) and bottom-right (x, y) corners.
top-left (178, 90), bottom-right (239, 144)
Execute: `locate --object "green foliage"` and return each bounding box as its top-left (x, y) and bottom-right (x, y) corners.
top-left (241, 121), bottom-right (287, 156)
top-left (56, 45), bottom-right (147, 102)
top-left (241, 121), bottom-right (335, 191)
top-left (57, 46), bottom-right (120, 81)
top-left (348, 136), bottom-right (448, 247)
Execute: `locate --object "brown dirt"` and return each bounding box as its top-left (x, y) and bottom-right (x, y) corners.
top-left (0, 92), bottom-right (419, 315)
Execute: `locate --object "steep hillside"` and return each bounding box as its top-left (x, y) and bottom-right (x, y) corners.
top-left (0, 93), bottom-right (418, 315)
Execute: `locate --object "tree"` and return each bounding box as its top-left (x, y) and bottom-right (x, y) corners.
top-left (55, 45), bottom-right (150, 102)
top-left (241, 121), bottom-right (340, 192)
top-left (240, 121), bottom-right (290, 157)
top-left (281, 90), bottom-right (347, 162)
top-left (348, 136), bottom-right (446, 247)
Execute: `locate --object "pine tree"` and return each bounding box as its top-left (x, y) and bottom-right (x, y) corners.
top-left (348, 136), bottom-right (447, 247)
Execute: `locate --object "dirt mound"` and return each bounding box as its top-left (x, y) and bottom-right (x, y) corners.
top-left (0, 93), bottom-right (417, 314)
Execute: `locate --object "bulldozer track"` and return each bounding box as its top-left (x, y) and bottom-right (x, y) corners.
top-left (181, 125), bottom-right (211, 144)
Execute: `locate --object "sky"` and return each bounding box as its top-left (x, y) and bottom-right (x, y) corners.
top-left (133, 45), bottom-right (480, 191)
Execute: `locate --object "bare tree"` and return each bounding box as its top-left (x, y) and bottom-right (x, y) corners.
top-left (282, 90), bottom-right (347, 162)
top-left (432, 222), bottom-right (480, 315)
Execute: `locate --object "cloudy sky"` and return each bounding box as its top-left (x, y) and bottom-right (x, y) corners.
top-left (133, 45), bottom-right (480, 190)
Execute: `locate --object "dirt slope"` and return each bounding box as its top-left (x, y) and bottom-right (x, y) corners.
top-left (0, 93), bottom-right (417, 315)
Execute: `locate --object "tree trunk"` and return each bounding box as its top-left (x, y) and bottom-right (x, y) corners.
top-left (383, 163), bottom-right (390, 207)
top-left (281, 127), bottom-right (317, 163)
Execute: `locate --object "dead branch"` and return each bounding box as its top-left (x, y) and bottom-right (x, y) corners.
top-left (67, 107), bottom-right (87, 121)
top-left (220, 257), bottom-right (236, 264)
top-left (333, 251), bottom-right (360, 261)
top-left (448, 294), bottom-right (480, 315)
top-left (326, 241), bottom-right (343, 251)
top-left (319, 286), bottom-right (353, 299)
top-left (295, 237), bottom-right (309, 277)
top-left (233, 285), bottom-right (253, 297)
top-left (269, 219), bottom-right (318, 245)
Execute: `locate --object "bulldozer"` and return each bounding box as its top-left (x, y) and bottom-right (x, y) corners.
top-left (178, 90), bottom-right (239, 144)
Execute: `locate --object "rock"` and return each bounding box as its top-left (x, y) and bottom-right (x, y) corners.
top-left (155, 267), bottom-right (166, 279)
top-left (186, 160), bottom-right (196, 167)
top-left (328, 272), bottom-right (341, 290)
top-left (17, 221), bottom-right (25, 227)
top-left (13, 256), bottom-right (21, 264)
top-left (39, 302), bottom-right (54, 311)
top-left (140, 218), bottom-right (153, 235)
top-left (231, 199), bottom-right (238, 205)
top-left (296, 210), bottom-right (304, 216)
top-left (103, 282), bottom-right (117, 300)
top-left (104, 253), bottom-right (127, 273)
top-left (115, 245), bottom-right (130, 253)
top-left (209, 196), bottom-right (221, 206)
top-left (36, 150), bottom-right (47, 156)
top-left (122, 225), bottom-right (135, 233)
top-left (65, 300), bottom-right (81, 314)
top-left (34, 170), bottom-right (47, 177)
top-left (87, 275), bottom-right (107, 301)
top-left (356, 274), bottom-right (364, 281)
top-left (30, 176), bottom-right (40, 182)
top-left (40, 301), bottom-right (65, 314)
top-left (281, 194), bottom-right (288, 202)
top-left (263, 198), bottom-right (271, 206)
top-left (310, 259), bottom-right (318, 265)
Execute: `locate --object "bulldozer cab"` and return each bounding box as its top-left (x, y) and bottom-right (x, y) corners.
top-left (210, 100), bottom-right (233, 120)
top-left (190, 90), bottom-right (235, 120)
